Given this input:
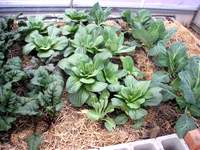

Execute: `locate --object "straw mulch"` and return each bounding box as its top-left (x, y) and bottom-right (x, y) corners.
top-left (165, 19), bottom-right (200, 56)
top-left (1, 20), bottom-right (200, 150)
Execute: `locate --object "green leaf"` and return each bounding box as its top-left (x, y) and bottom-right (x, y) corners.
top-left (86, 110), bottom-right (101, 121)
top-left (108, 82), bottom-right (122, 92)
top-left (80, 78), bottom-right (95, 84)
top-left (120, 56), bottom-right (134, 73)
top-left (132, 118), bottom-right (144, 129)
top-left (68, 88), bottom-right (89, 107)
top-left (53, 36), bottom-right (68, 51)
top-left (15, 99), bottom-right (39, 115)
top-left (89, 2), bottom-right (111, 25)
top-left (128, 109), bottom-right (147, 120)
top-left (0, 116), bottom-right (16, 131)
top-left (111, 98), bottom-right (125, 107)
top-left (114, 114), bottom-right (128, 125)
top-left (37, 50), bottom-right (55, 58)
top-left (104, 117), bottom-right (116, 132)
top-left (175, 114), bottom-right (197, 138)
top-left (47, 26), bottom-right (60, 38)
top-left (66, 76), bottom-right (82, 93)
top-left (27, 133), bottom-right (42, 150)
top-left (23, 43), bottom-right (36, 55)
top-left (86, 81), bottom-right (107, 92)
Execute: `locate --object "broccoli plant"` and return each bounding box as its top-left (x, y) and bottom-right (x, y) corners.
top-left (58, 52), bottom-right (111, 107)
top-left (23, 26), bottom-right (68, 58)
top-left (112, 75), bottom-right (162, 126)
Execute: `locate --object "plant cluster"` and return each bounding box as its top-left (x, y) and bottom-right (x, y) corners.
top-left (1, 4), bottom-right (199, 148)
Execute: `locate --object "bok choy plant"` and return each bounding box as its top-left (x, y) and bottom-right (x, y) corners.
top-left (86, 90), bottom-right (116, 131)
top-left (122, 9), bottom-right (176, 49)
top-left (149, 42), bottom-right (188, 78)
top-left (23, 26), bottom-right (68, 58)
top-left (89, 2), bottom-right (112, 25)
top-left (173, 57), bottom-right (200, 137)
top-left (103, 26), bottom-right (136, 55)
top-left (62, 10), bottom-right (89, 36)
top-left (19, 16), bottom-right (48, 35)
top-left (58, 52), bottom-right (112, 107)
top-left (112, 75), bottom-right (162, 126)
top-left (71, 24), bottom-right (104, 55)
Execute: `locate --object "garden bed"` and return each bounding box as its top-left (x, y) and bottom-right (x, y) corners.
top-left (1, 4), bottom-right (200, 150)
top-left (0, 17), bottom-right (200, 150)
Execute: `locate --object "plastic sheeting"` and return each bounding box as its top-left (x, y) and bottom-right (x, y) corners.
top-left (0, 0), bottom-right (199, 10)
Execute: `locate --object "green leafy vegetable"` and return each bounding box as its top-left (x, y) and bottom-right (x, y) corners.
top-left (122, 9), bottom-right (152, 29)
top-left (86, 90), bottom-right (115, 131)
top-left (112, 75), bottom-right (162, 122)
top-left (89, 2), bottom-right (111, 25)
top-left (23, 26), bottom-right (68, 58)
top-left (149, 42), bottom-right (188, 78)
top-left (175, 114), bottom-right (197, 138)
top-left (71, 24), bottom-right (104, 55)
top-left (58, 53), bottom-right (110, 107)
top-left (103, 26), bottom-right (136, 55)
top-left (27, 133), bottom-right (42, 150)
top-left (64, 10), bottom-right (88, 24)
top-left (120, 56), bottom-right (144, 79)
top-left (19, 16), bottom-right (48, 35)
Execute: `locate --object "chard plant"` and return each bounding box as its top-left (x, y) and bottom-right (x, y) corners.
top-left (23, 26), bottom-right (68, 58)
top-left (0, 57), bottom-right (26, 131)
top-left (27, 66), bottom-right (65, 118)
top-left (58, 52), bottom-right (111, 107)
top-left (112, 75), bottom-right (162, 126)
top-left (0, 17), bottom-right (20, 66)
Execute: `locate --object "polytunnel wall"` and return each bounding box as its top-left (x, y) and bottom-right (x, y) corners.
top-left (0, 0), bottom-right (200, 29)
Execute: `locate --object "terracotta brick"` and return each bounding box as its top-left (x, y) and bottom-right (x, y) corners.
top-left (184, 128), bottom-right (200, 150)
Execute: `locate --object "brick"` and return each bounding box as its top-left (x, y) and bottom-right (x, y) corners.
top-left (184, 128), bottom-right (200, 150)
top-left (156, 134), bottom-right (187, 150)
